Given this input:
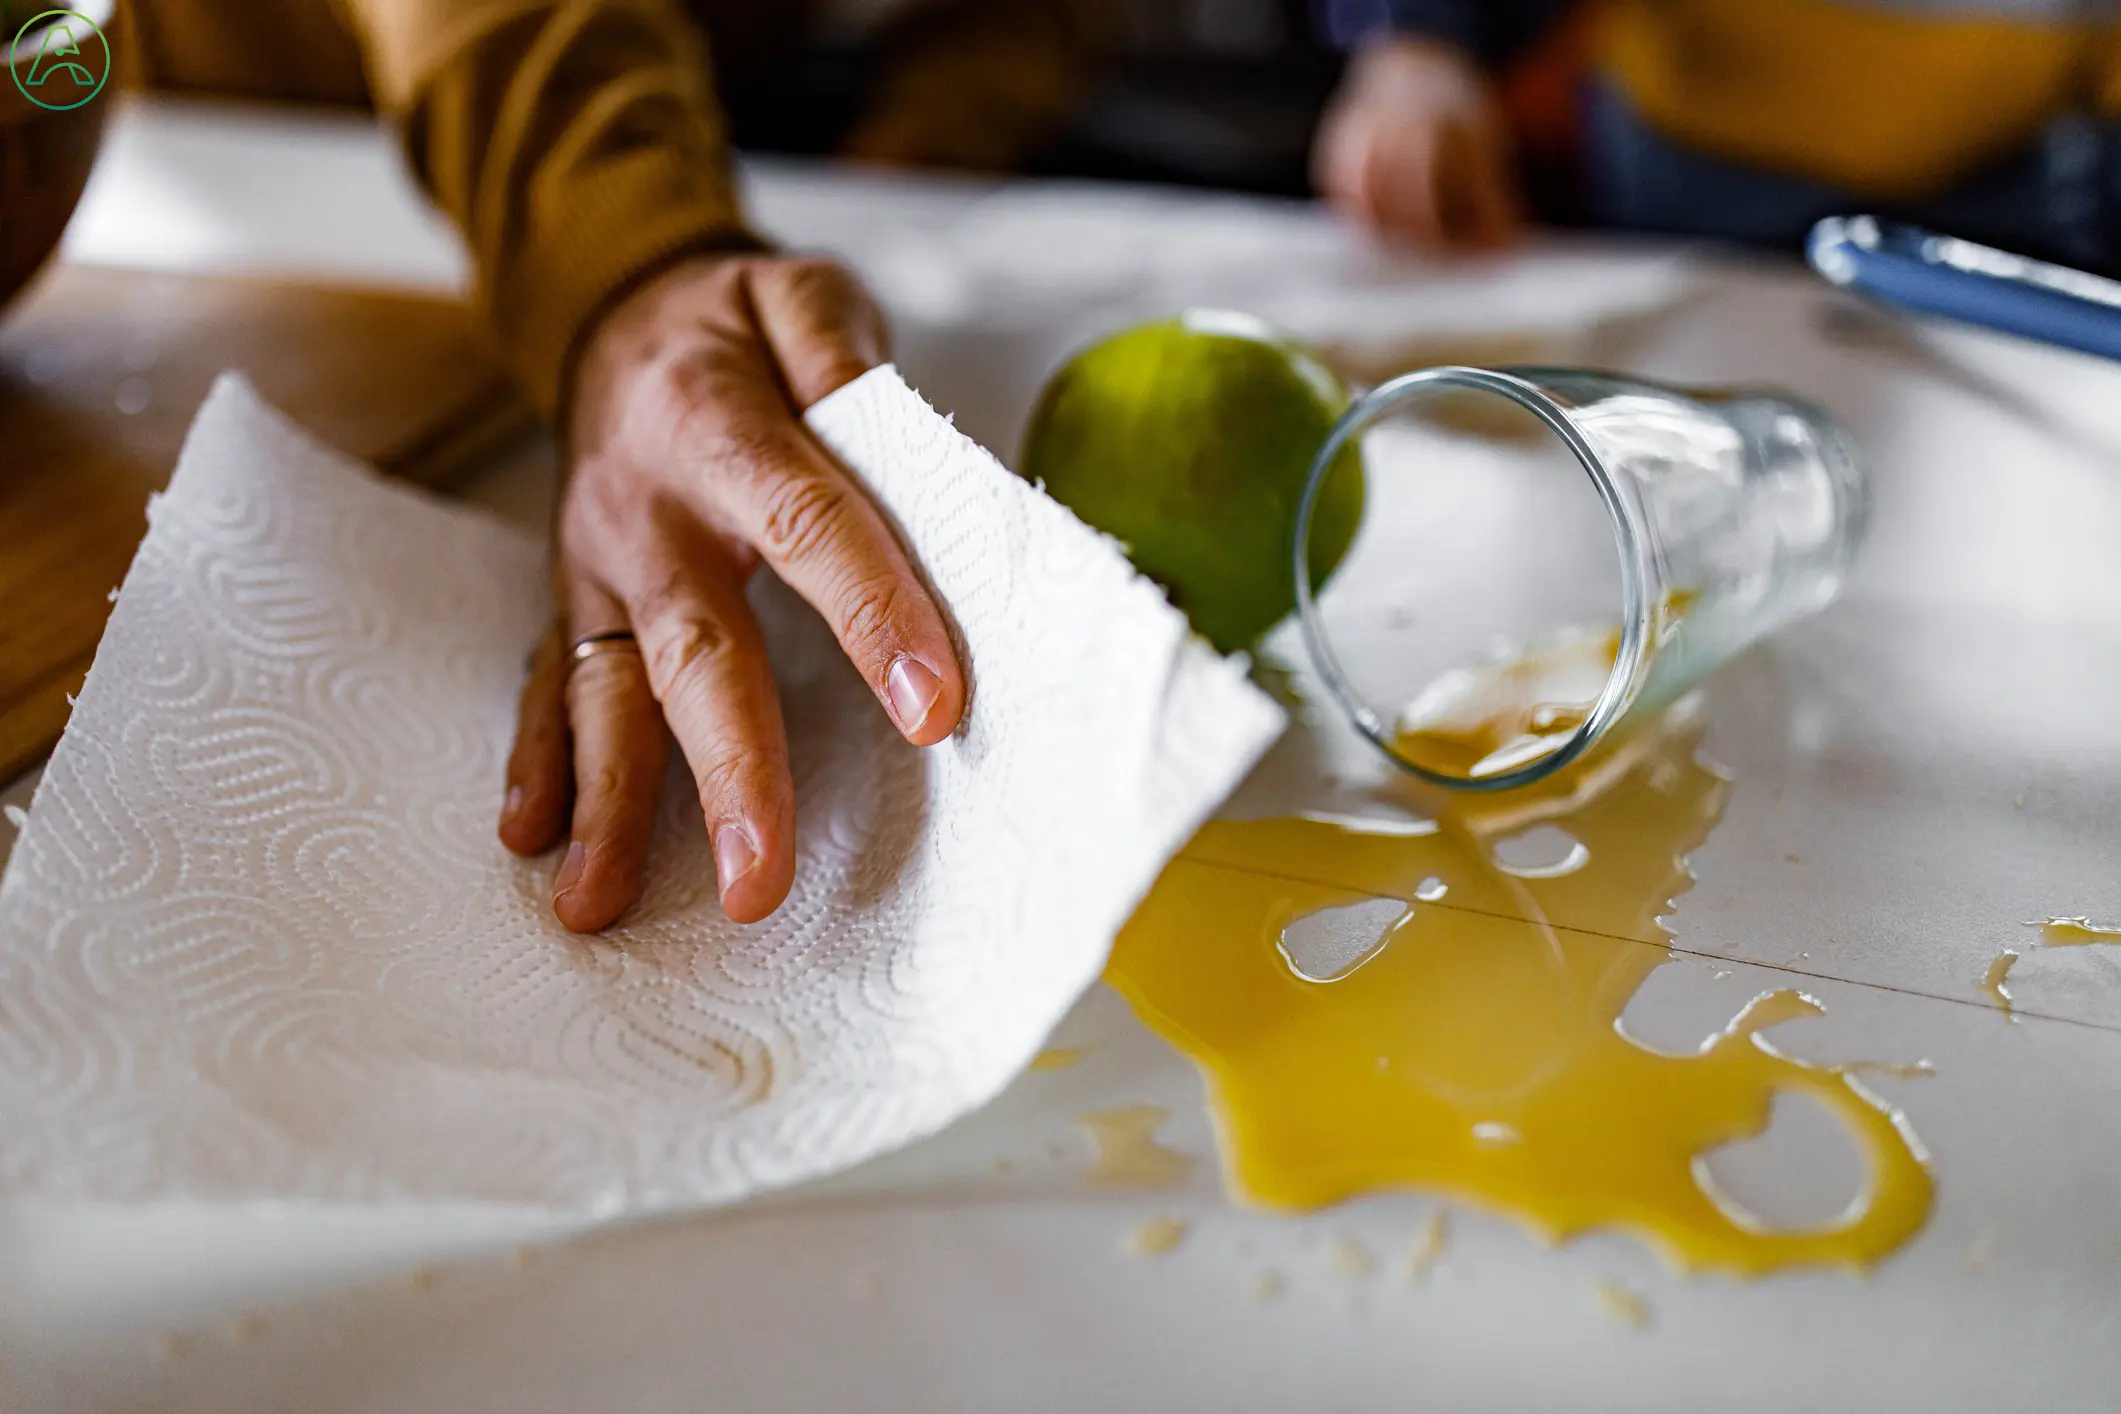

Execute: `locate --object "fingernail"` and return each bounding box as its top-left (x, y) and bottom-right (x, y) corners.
top-left (554, 839), bottom-right (586, 899)
top-left (886, 656), bottom-right (942, 735)
top-left (504, 784), bottom-right (525, 821)
top-left (714, 822), bottom-right (758, 896)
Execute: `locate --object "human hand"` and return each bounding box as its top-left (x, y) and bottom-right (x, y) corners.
top-left (1312, 34), bottom-right (1523, 252)
top-left (498, 254), bottom-right (967, 930)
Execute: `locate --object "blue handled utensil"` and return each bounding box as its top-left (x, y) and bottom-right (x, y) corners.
top-left (1808, 215), bottom-right (2121, 363)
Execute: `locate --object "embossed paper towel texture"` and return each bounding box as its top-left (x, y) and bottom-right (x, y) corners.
top-left (0, 370), bottom-right (1283, 1211)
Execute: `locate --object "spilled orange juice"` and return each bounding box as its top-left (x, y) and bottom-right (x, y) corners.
top-left (1391, 627), bottom-right (1611, 780)
top-left (1106, 711), bottom-right (1933, 1276)
top-left (2030, 916), bottom-right (2121, 946)
top-left (1392, 590), bottom-right (1700, 781)
top-left (1981, 915), bottom-right (2121, 1016)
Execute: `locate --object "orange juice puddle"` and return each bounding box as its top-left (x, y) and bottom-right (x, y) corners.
top-left (1106, 708), bottom-right (1934, 1277)
top-left (1980, 916), bottom-right (2121, 1017)
top-left (2028, 916), bottom-right (2121, 946)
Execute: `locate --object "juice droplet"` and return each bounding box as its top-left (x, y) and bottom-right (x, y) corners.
top-left (1031, 1046), bottom-right (1091, 1071)
top-left (1122, 1216), bottom-right (1187, 1257)
top-left (1327, 1234), bottom-right (1375, 1279)
top-left (1247, 1269), bottom-right (1285, 1302)
top-left (1076, 1105), bottom-right (1194, 1189)
top-left (2028, 916), bottom-right (2121, 947)
top-left (1981, 951), bottom-right (2018, 1019)
top-left (1594, 1279), bottom-right (1651, 1330)
top-left (1404, 1211), bottom-right (1450, 1283)
top-left (1108, 715), bottom-right (1934, 1277)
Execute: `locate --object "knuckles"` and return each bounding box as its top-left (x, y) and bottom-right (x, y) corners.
top-left (564, 651), bottom-right (648, 708)
top-left (771, 256), bottom-right (867, 319)
top-left (558, 453), bottom-right (645, 561)
top-left (637, 613), bottom-right (742, 704)
top-left (834, 573), bottom-right (908, 663)
top-left (690, 750), bottom-right (756, 813)
top-left (575, 761), bottom-right (637, 807)
top-left (755, 472), bottom-right (857, 567)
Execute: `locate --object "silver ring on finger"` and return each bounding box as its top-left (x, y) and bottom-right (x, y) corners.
top-left (568, 629), bottom-right (641, 672)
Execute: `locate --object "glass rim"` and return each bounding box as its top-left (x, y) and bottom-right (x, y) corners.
top-left (1291, 365), bottom-right (1657, 793)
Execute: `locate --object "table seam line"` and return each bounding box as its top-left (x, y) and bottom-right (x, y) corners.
top-left (1167, 850), bottom-right (2121, 1037)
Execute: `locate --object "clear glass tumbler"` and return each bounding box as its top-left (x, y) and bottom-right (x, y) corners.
top-left (1291, 366), bottom-right (1869, 791)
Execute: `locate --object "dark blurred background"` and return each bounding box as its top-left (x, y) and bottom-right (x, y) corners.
top-left (732, 0), bottom-right (1344, 197)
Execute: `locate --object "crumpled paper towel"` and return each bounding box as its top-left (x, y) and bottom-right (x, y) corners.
top-left (0, 370), bottom-right (1282, 1213)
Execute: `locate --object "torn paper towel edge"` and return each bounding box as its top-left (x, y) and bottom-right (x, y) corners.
top-left (0, 368), bottom-right (1285, 1211)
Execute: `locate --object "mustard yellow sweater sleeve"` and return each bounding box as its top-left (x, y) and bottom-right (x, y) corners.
top-left (330, 0), bottom-right (764, 415)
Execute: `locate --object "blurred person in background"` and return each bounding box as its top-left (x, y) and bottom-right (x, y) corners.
top-left (1312, 0), bottom-right (2121, 271)
top-left (53, 0), bottom-right (1120, 932)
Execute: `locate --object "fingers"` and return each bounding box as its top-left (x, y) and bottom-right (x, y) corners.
top-left (742, 423), bottom-right (965, 745)
top-left (605, 510), bottom-right (797, 926)
top-left (549, 250), bottom-right (966, 930)
top-left (551, 583), bottom-right (668, 934)
top-left (1314, 74), bottom-right (1521, 253)
top-left (1365, 131), bottom-right (1449, 250)
top-left (665, 367), bottom-right (967, 748)
top-left (1313, 98), bottom-right (1391, 232)
top-left (1318, 98), bottom-right (1456, 251)
top-left (747, 258), bottom-right (889, 409)
top-left (1436, 121), bottom-right (1521, 250)
top-left (500, 624), bottom-right (572, 856)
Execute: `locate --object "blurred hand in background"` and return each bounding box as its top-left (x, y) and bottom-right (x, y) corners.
top-left (1312, 33), bottom-right (1523, 252)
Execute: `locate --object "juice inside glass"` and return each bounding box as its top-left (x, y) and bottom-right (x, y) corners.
top-left (1292, 366), bottom-right (1869, 790)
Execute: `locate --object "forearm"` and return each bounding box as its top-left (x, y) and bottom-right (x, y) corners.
top-left (331, 0), bottom-right (764, 414)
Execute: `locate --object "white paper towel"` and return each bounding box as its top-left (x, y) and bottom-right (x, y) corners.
top-left (0, 369), bottom-right (1283, 1213)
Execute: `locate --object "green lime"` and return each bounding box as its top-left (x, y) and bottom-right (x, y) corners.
top-left (1019, 310), bottom-right (1366, 654)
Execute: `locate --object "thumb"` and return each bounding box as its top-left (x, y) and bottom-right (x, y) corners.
top-left (747, 258), bottom-right (891, 410)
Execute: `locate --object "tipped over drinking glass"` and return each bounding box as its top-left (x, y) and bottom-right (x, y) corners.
top-left (1292, 366), bottom-right (1869, 791)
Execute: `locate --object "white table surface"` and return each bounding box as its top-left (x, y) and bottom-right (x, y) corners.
top-left (5, 96), bottom-right (2121, 1413)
